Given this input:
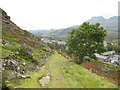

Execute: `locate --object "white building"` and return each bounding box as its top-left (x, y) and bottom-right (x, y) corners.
top-left (102, 51), bottom-right (115, 56)
top-left (58, 41), bottom-right (66, 45)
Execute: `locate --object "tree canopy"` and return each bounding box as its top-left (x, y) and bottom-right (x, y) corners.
top-left (67, 22), bottom-right (107, 63)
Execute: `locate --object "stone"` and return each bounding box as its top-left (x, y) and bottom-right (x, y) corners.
top-left (46, 72), bottom-right (50, 76)
top-left (32, 60), bottom-right (39, 64)
top-left (22, 62), bottom-right (26, 66)
top-left (18, 74), bottom-right (31, 79)
top-left (17, 67), bottom-right (20, 71)
top-left (3, 63), bottom-right (6, 66)
top-left (2, 68), bottom-right (4, 71)
top-left (15, 52), bottom-right (19, 54)
top-left (39, 75), bottom-right (50, 87)
top-left (89, 69), bottom-right (93, 72)
top-left (42, 62), bottom-right (45, 65)
top-left (5, 80), bottom-right (10, 83)
top-left (9, 60), bottom-right (16, 65)
top-left (39, 54), bottom-right (45, 58)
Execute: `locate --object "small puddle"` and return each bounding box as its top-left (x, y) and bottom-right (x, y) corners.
top-left (39, 73), bottom-right (51, 87)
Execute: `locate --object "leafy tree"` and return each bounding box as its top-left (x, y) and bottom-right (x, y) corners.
top-left (106, 42), bottom-right (120, 53)
top-left (67, 22), bottom-right (107, 63)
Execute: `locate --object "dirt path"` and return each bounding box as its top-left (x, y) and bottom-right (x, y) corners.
top-left (16, 52), bottom-right (117, 88)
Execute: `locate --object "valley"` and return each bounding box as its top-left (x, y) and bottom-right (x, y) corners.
top-left (1, 8), bottom-right (119, 89)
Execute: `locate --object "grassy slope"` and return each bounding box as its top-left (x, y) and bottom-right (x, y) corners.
top-left (1, 9), bottom-right (53, 88)
top-left (13, 52), bottom-right (117, 88)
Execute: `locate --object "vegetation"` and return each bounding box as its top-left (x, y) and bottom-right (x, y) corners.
top-left (1, 9), bottom-right (52, 88)
top-left (47, 42), bottom-right (66, 51)
top-left (2, 9), bottom-right (119, 88)
top-left (106, 41), bottom-right (120, 53)
top-left (67, 22), bottom-right (107, 63)
top-left (7, 52), bottom-right (116, 88)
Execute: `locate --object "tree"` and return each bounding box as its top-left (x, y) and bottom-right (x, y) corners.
top-left (67, 22), bottom-right (107, 63)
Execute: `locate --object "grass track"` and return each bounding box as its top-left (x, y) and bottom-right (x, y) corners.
top-left (14, 52), bottom-right (117, 88)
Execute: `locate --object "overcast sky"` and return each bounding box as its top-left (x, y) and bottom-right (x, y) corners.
top-left (0, 0), bottom-right (119, 30)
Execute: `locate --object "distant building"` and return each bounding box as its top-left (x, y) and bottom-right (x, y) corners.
top-left (104, 41), bottom-right (107, 47)
top-left (95, 53), bottom-right (120, 66)
top-left (51, 40), bottom-right (56, 43)
top-left (41, 38), bottom-right (67, 45)
top-left (58, 41), bottom-right (66, 45)
top-left (95, 54), bottom-right (107, 60)
top-left (41, 38), bottom-right (51, 43)
top-left (102, 51), bottom-right (115, 56)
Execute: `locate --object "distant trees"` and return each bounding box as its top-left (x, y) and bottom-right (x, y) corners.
top-left (67, 22), bottom-right (107, 63)
top-left (106, 42), bottom-right (120, 54)
top-left (47, 42), bottom-right (66, 51)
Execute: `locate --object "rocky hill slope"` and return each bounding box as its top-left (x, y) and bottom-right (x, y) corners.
top-left (1, 8), bottom-right (52, 88)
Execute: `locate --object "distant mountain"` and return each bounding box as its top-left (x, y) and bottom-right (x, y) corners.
top-left (87, 16), bottom-right (118, 32)
top-left (49, 25), bottom-right (79, 36)
top-left (29, 16), bottom-right (118, 37)
top-left (29, 25), bottom-right (79, 36)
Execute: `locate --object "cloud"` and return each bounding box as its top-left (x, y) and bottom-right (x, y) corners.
top-left (0, 0), bottom-right (119, 30)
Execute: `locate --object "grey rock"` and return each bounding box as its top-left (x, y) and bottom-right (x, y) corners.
top-left (32, 60), bottom-right (39, 64)
top-left (39, 75), bottom-right (50, 87)
top-left (17, 74), bottom-right (31, 79)
top-left (16, 67), bottom-right (20, 71)
top-left (39, 54), bottom-right (45, 58)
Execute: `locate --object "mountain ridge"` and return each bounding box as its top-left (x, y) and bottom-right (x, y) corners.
top-left (29, 16), bottom-right (118, 36)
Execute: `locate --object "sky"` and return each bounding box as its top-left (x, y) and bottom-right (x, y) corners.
top-left (0, 0), bottom-right (119, 30)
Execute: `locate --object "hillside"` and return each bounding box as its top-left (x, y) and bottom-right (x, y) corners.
top-left (6, 52), bottom-right (117, 88)
top-left (1, 8), bottom-right (52, 88)
top-left (1, 9), bottom-right (118, 88)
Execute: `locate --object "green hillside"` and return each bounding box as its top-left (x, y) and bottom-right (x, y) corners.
top-left (8, 52), bottom-right (117, 88)
top-left (1, 8), bottom-right (52, 88)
